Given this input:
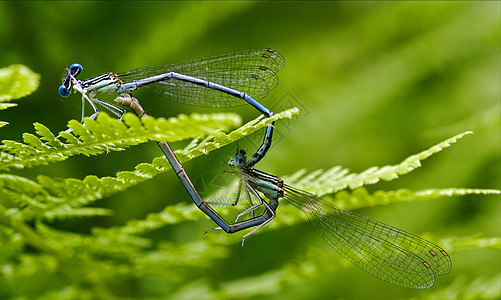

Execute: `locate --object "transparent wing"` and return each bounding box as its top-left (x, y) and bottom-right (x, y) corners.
top-left (203, 171), bottom-right (274, 225)
top-left (284, 186), bottom-right (451, 289)
top-left (118, 48), bottom-right (285, 107)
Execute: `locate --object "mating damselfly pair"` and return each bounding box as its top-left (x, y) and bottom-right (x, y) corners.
top-left (59, 48), bottom-right (451, 288)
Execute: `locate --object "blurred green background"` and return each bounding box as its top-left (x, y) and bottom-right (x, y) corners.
top-left (1, 1), bottom-right (499, 299)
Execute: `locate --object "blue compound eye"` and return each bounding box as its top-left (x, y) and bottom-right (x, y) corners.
top-left (69, 63), bottom-right (82, 76)
top-left (58, 84), bottom-right (71, 97)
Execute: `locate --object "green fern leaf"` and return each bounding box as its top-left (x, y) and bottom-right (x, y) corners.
top-left (215, 187), bottom-right (501, 239)
top-left (0, 112), bottom-right (241, 170)
top-left (0, 64), bottom-right (40, 104)
top-left (42, 207), bottom-right (114, 221)
top-left (1, 110), bottom-right (495, 299)
top-left (0, 64), bottom-right (40, 128)
top-left (285, 131), bottom-right (474, 194)
top-left (28, 108), bottom-right (298, 210)
top-left (0, 174), bottom-right (112, 221)
top-left (326, 187), bottom-right (501, 210)
top-left (0, 109), bottom-right (297, 172)
top-left (94, 129), bottom-right (496, 239)
top-left (96, 203), bottom-right (200, 237)
top-left (185, 131), bottom-right (498, 239)
top-left (0, 109), bottom-right (298, 222)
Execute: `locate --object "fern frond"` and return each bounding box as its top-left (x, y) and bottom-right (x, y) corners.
top-left (24, 109), bottom-right (298, 211)
top-left (1, 111), bottom-right (494, 298)
top-left (0, 64), bottom-right (40, 105)
top-left (98, 178), bottom-right (245, 238)
top-left (0, 109), bottom-right (298, 221)
top-left (96, 203), bottom-right (200, 237)
top-left (35, 222), bottom-right (151, 253)
top-left (0, 64), bottom-right (40, 128)
top-left (0, 112), bottom-right (242, 171)
top-left (0, 174), bottom-right (59, 212)
top-left (222, 187), bottom-right (501, 239)
top-left (42, 207), bottom-right (114, 221)
top-left (96, 128), bottom-right (494, 242)
top-left (174, 107), bottom-right (299, 162)
top-left (0, 108), bottom-right (298, 171)
top-left (1, 216), bottom-right (139, 298)
top-left (32, 222), bottom-right (230, 288)
top-left (285, 131), bottom-right (474, 194)
top-left (326, 187), bottom-right (501, 210)
top-left (0, 174), bottom-right (112, 221)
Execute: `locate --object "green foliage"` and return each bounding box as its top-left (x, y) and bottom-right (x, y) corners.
top-left (0, 112), bottom-right (242, 170)
top-left (0, 64), bottom-right (39, 104)
top-left (284, 131), bottom-right (474, 194)
top-left (0, 106), bottom-right (298, 221)
top-left (0, 86), bottom-right (498, 299)
top-left (0, 93), bottom-right (299, 298)
top-left (0, 64), bottom-right (40, 127)
top-left (0, 2), bottom-right (499, 299)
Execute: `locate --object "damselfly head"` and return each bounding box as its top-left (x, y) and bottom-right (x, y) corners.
top-left (228, 148), bottom-right (247, 169)
top-left (58, 63), bottom-right (83, 98)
